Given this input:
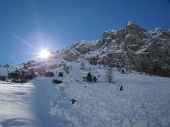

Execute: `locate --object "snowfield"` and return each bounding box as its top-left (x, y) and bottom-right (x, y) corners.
top-left (0, 63), bottom-right (170, 127)
top-left (0, 82), bottom-right (37, 127)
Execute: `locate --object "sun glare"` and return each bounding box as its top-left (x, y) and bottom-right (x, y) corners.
top-left (39, 50), bottom-right (50, 59)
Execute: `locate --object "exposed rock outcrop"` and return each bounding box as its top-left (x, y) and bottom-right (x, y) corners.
top-left (72, 40), bottom-right (102, 54)
top-left (3, 64), bottom-right (10, 68)
top-left (61, 49), bottom-right (80, 61)
top-left (101, 21), bottom-right (170, 77)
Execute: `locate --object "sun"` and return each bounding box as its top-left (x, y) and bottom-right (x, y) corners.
top-left (39, 49), bottom-right (50, 59)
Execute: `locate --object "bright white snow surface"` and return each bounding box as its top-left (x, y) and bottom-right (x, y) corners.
top-left (0, 63), bottom-right (170, 127)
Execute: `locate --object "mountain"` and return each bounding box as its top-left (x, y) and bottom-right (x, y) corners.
top-left (0, 21), bottom-right (169, 77)
top-left (61, 21), bottom-right (170, 77)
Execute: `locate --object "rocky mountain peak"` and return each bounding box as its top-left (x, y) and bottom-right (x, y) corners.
top-left (126, 21), bottom-right (138, 26)
top-left (126, 21), bottom-right (148, 38)
top-left (61, 21), bottom-right (170, 77)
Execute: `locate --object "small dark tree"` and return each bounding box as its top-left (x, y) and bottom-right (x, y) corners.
top-left (86, 72), bottom-right (92, 82)
top-left (84, 72), bottom-right (98, 83)
top-left (58, 72), bottom-right (63, 77)
top-left (8, 69), bottom-right (36, 82)
top-left (0, 76), bottom-right (6, 81)
top-left (122, 69), bottom-right (125, 74)
top-left (45, 72), bottom-right (54, 77)
top-left (93, 76), bottom-right (97, 82)
top-left (8, 70), bottom-right (19, 82)
top-left (26, 74), bottom-right (34, 80)
top-left (52, 79), bottom-right (62, 84)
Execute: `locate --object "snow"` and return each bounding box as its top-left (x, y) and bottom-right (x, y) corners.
top-left (1, 62), bottom-right (170, 127)
top-left (73, 40), bottom-right (101, 49)
top-left (0, 82), bottom-right (37, 127)
top-left (135, 47), bottom-right (148, 54)
top-left (126, 34), bottom-right (132, 38)
top-left (126, 21), bottom-right (136, 26)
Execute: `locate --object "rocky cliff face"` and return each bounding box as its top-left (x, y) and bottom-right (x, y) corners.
top-left (61, 21), bottom-right (170, 77)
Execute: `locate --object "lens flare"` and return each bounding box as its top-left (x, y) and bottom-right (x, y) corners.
top-left (38, 49), bottom-right (50, 59)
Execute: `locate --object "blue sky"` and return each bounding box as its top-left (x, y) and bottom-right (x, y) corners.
top-left (0, 0), bottom-right (170, 66)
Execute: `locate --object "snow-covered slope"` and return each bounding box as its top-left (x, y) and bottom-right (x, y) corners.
top-left (0, 61), bottom-right (170, 127)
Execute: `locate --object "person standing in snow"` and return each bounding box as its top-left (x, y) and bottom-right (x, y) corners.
top-left (120, 86), bottom-right (123, 91)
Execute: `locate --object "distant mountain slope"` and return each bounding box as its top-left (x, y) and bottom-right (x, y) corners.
top-left (61, 21), bottom-right (170, 77)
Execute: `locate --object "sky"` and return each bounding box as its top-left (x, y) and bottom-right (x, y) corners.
top-left (0, 0), bottom-right (170, 66)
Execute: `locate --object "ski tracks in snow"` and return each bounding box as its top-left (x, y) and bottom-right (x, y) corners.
top-left (32, 78), bottom-right (59, 127)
